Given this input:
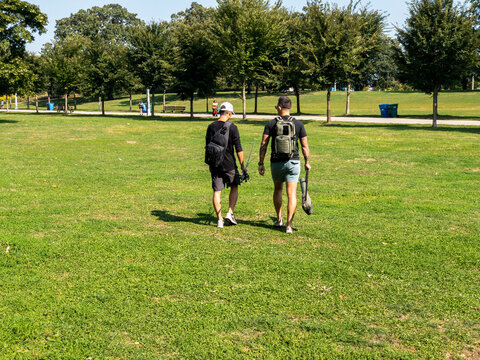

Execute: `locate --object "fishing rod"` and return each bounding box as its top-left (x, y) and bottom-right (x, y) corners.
top-left (240, 139), bottom-right (256, 183)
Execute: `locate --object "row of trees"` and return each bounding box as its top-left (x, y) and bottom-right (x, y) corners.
top-left (1, 0), bottom-right (479, 126)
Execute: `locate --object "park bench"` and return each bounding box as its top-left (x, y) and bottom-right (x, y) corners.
top-left (164, 105), bottom-right (186, 113)
top-left (56, 104), bottom-right (74, 113)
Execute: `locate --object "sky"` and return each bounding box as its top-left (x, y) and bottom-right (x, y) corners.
top-left (26, 0), bottom-right (410, 54)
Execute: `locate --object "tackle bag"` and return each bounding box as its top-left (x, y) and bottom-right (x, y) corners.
top-left (273, 116), bottom-right (295, 159)
top-left (300, 170), bottom-right (313, 215)
top-left (205, 121), bottom-right (232, 168)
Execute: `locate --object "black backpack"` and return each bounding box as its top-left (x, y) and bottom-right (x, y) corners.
top-left (205, 121), bottom-right (232, 168)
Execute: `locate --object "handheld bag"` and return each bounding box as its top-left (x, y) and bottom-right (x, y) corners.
top-left (274, 117), bottom-right (295, 159)
top-left (300, 170), bottom-right (313, 215)
top-left (205, 121), bottom-right (232, 168)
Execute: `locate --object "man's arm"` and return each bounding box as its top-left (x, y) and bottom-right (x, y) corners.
top-left (300, 136), bottom-right (311, 171)
top-left (258, 134), bottom-right (270, 176)
top-left (237, 151), bottom-right (246, 172)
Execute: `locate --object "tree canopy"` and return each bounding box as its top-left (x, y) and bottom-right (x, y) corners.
top-left (215, 0), bottom-right (287, 119)
top-left (171, 2), bottom-right (219, 117)
top-left (397, 0), bottom-right (479, 126)
top-left (0, 0), bottom-right (47, 59)
top-left (54, 4), bottom-right (143, 43)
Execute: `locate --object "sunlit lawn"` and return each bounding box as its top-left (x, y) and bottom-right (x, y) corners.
top-left (0, 113), bottom-right (479, 359)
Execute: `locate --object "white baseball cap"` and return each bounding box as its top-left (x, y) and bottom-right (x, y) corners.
top-left (219, 102), bottom-right (235, 114)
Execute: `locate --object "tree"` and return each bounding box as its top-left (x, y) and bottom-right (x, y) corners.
top-left (396, 0), bottom-right (479, 127)
top-left (0, 57), bottom-right (35, 110)
top-left (215, 0), bottom-right (287, 120)
top-left (0, 0), bottom-right (46, 102)
top-left (299, 1), bottom-right (363, 124)
top-left (360, 38), bottom-right (400, 91)
top-left (40, 36), bottom-right (86, 111)
top-left (471, 0), bottom-right (480, 24)
top-left (55, 4), bottom-right (142, 44)
top-left (129, 22), bottom-right (173, 116)
top-left (82, 38), bottom-right (132, 115)
top-left (19, 53), bottom-right (44, 111)
top-left (0, 0), bottom-right (47, 59)
top-left (171, 3), bottom-right (219, 118)
top-left (271, 11), bottom-right (309, 114)
top-left (344, 5), bottom-right (387, 115)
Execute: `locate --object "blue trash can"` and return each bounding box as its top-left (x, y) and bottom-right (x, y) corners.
top-left (142, 104), bottom-right (147, 113)
top-left (387, 104), bottom-right (398, 118)
top-left (47, 102), bottom-right (54, 111)
top-left (330, 87), bottom-right (336, 92)
top-left (379, 104), bottom-right (389, 118)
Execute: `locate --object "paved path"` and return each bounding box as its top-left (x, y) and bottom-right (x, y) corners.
top-left (2, 109), bottom-right (479, 126)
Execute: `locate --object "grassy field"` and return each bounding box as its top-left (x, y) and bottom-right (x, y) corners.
top-left (15, 90), bottom-right (480, 120)
top-left (1, 113), bottom-right (479, 359)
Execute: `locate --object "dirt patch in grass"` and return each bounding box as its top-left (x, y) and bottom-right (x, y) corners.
top-left (353, 158), bottom-right (377, 163)
top-left (451, 346), bottom-right (480, 360)
top-left (220, 330), bottom-right (265, 341)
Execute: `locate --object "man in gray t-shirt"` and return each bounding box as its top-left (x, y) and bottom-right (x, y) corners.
top-left (258, 96), bottom-right (311, 234)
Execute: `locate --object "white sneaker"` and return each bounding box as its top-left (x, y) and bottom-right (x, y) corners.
top-left (217, 219), bottom-right (224, 228)
top-left (274, 219), bottom-right (283, 227)
top-left (285, 226), bottom-right (293, 234)
top-left (225, 212), bottom-right (237, 225)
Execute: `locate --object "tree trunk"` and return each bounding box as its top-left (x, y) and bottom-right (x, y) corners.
top-left (152, 91), bottom-right (155, 117)
top-left (48, 95), bottom-right (51, 104)
top-left (64, 93), bottom-right (68, 114)
top-left (35, 95), bottom-right (38, 113)
top-left (242, 83), bottom-right (247, 120)
top-left (295, 86), bottom-right (301, 114)
top-left (326, 87), bottom-right (332, 124)
top-left (163, 89), bottom-right (166, 113)
top-left (190, 94), bottom-right (194, 118)
top-left (74, 93), bottom-right (77, 110)
top-left (101, 97), bottom-right (105, 116)
top-left (129, 92), bottom-right (132, 111)
top-left (345, 83), bottom-right (351, 115)
top-left (27, 96), bottom-right (30, 110)
top-left (432, 88), bottom-right (438, 128)
top-left (206, 97), bottom-right (209, 113)
top-left (6, 96), bottom-right (9, 112)
top-left (254, 86), bottom-right (258, 114)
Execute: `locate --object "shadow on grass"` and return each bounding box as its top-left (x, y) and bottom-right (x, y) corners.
top-left (151, 210), bottom-right (213, 225)
top-left (151, 210), bottom-right (283, 231)
top-left (345, 114), bottom-right (480, 121)
top-left (325, 123), bottom-right (480, 135)
top-left (0, 120), bottom-right (19, 124)
top-left (237, 217), bottom-right (284, 231)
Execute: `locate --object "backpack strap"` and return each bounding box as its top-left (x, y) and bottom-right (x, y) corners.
top-left (212, 120), bottom-right (232, 141)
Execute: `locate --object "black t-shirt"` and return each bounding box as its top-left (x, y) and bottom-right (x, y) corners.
top-left (206, 120), bottom-right (243, 171)
top-left (263, 116), bottom-right (307, 162)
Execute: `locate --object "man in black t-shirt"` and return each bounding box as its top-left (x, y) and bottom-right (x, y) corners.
top-left (258, 96), bottom-right (311, 233)
top-left (206, 102), bottom-right (247, 228)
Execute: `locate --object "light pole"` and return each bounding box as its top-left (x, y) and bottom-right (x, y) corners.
top-left (146, 88), bottom-right (151, 116)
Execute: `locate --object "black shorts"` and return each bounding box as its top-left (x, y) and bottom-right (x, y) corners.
top-left (211, 168), bottom-right (240, 191)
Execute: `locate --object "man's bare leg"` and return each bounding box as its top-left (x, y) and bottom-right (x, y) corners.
top-left (228, 185), bottom-right (238, 214)
top-left (286, 181), bottom-right (298, 230)
top-left (213, 191), bottom-right (222, 220)
top-left (273, 181), bottom-right (284, 223)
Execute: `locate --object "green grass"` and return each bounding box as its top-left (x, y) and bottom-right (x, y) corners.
top-left (15, 90), bottom-right (480, 120)
top-left (1, 113), bottom-right (479, 359)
